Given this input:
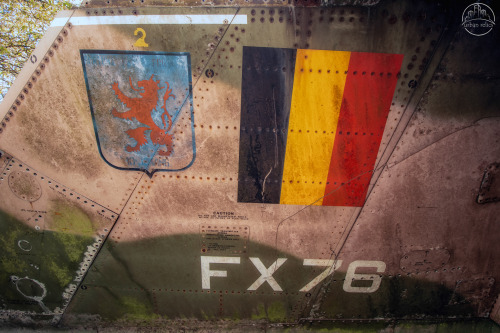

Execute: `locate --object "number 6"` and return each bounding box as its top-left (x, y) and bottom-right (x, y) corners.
top-left (343, 260), bottom-right (386, 293)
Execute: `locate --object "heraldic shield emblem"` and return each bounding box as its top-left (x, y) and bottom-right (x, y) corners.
top-left (81, 50), bottom-right (195, 176)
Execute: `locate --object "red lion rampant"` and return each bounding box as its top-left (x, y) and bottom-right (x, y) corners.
top-left (111, 75), bottom-right (175, 156)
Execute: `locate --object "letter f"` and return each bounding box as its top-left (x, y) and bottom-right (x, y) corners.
top-left (201, 256), bottom-right (240, 289)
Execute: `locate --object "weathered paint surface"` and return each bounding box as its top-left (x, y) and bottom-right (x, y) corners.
top-left (238, 46), bottom-right (296, 204)
top-left (0, 152), bottom-right (117, 318)
top-left (238, 48), bottom-right (402, 207)
top-left (322, 52), bottom-right (403, 206)
top-left (63, 234), bottom-right (474, 324)
top-left (0, 208), bottom-right (92, 314)
top-left (82, 50), bottom-right (195, 175)
top-left (0, 0), bottom-right (499, 331)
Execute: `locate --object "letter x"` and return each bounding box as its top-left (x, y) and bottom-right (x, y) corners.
top-left (247, 257), bottom-right (287, 291)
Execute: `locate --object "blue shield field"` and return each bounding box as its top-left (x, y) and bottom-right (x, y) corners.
top-left (81, 50), bottom-right (195, 176)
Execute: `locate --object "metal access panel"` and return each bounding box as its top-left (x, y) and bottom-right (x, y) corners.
top-left (0, 0), bottom-right (499, 329)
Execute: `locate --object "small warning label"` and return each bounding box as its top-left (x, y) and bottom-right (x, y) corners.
top-left (200, 224), bottom-right (249, 255)
top-left (198, 211), bottom-right (249, 220)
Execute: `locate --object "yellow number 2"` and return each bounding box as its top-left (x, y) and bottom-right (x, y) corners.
top-left (133, 28), bottom-right (149, 47)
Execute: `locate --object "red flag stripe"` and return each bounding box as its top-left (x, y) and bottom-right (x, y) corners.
top-left (322, 52), bottom-right (404, 207)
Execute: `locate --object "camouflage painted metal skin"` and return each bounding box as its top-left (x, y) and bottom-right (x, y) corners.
top-left (0, 0), bottom-right (499, 331)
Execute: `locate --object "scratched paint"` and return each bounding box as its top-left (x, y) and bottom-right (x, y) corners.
top-left (1, 1), bottom-right (499, 329)
top-left (0, 209), bottom-right (94, 314)
top-left (64, 234), bottom-right (475, 323)
top-left (238, 47), bottom-right (296, 203)
top-left (10, 275), bottom-right (49, 313)
top-left (81, 50), bottom-right (195, 176)
top-left (322, 52), bottom-right (404, 206)
top-left (238, 48), bottom-right (402, 207)
top-left (281, 49), bottom-right (351, 206)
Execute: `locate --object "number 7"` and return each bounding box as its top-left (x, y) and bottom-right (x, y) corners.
top-left (299, 259), bottom-right (342, 292)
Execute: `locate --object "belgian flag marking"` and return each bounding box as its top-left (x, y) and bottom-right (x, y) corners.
top-left (238, 47), bottom-right (403, 207)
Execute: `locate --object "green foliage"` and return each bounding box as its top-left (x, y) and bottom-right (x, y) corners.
top-left (0, 0), bottom-right (73, 100)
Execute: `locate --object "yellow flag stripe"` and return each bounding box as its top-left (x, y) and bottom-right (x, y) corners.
top-left (280, 49), bottom-right (351, 205)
